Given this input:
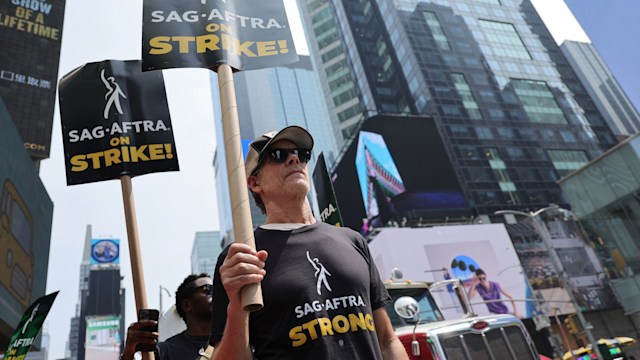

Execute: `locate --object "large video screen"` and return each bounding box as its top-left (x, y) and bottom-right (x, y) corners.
top-left (369, 225), bottom-right (530, 319)
top-left (0, 0), bottom-right (66, 158)
top-left (331, 115), bottom-right (469, 231)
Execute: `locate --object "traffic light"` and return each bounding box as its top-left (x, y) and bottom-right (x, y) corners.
top-left (564, 315), bottom-right (580, 335)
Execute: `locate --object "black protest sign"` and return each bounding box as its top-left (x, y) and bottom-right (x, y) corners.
top-left (312, 153), bottom-right (343, 227)
top-left (3, 292), bottom-right (58, 360)
top-left (142, 0), bottom-right (298, 72)
top-left (58, 60), bottom-right (179, 186)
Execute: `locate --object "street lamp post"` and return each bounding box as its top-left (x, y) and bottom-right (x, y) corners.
top-left (159, 285), bottom-right (172, 314)
top-left (494, 205), bottom-right (604, 360)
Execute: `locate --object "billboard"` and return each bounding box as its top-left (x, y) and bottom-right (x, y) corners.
top-left (368, 224), bottom-right (530, 319)
top-left (332, 115), bottom-right (469, 231)
top-left (90, 239), bottom-right (120, 265)
top-left (0, 109), bottom-right (53, 347)
top-left (0, 0), bottom-right (66, 158)
top-left (85, 315), bottom-right (121, 360)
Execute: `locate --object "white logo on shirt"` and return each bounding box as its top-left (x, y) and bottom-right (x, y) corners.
top-left (306, 251), bottom-right (332, 295)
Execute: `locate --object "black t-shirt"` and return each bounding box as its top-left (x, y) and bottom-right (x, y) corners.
top-left (156, 331), bottom-right (209, 360)
top-left (211, 222), bottom-right (391, 360)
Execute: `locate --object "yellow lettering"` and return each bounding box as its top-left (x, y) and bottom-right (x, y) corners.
top-left (196, 34), bottom-right (220, 53)
top-left (35, 13), bottom-right (44, 23)
top-left (148, 144), bottom-right (165, 160)
top-left (257, 41), bottom-right (277, 56)
top-left (301, 319), bottom-right (319, 340)
top-left (233, 38), bottom-right (256, 57)
top-left (130, 145), bottom-right (149, 162)
top-left (349, 313), bottom-right (367, 331)
top-left (70, 155), bottom-right (88, 172)
top-left (317, 317), bottom-right (334, 336)
top-left (103, 148), bottom-right (122, 167)
top-left (172, 36), bottom-right (194, 53)
top-left (332, 315), bottom-right (350, 333)
top-left (149, 36), bottom-right (173, 55)
top-left (365, 313), bottom-right (375, 331)
top-left (289, 326), bottom-right (306, 347)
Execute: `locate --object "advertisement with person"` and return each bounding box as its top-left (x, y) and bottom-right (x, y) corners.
top-left (368, 224), bottom-right (530, 319)
top-left (331, 115), bottom-right (470, 231)
top-left (142, 0), bottom-right (298, 71)
top-left (58, 60), bottom-right (179, 185)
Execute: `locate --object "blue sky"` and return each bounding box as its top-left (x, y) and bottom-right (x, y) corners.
top-left (565, 0), bottom-right (640, 110)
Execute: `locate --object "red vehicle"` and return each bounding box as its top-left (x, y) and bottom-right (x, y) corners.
top-left (385, 275), bottom-right (539, 359)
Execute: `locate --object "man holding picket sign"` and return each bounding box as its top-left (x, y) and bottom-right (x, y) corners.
top-left (140, 0), bottom-right (407, 358)
top-left (208, 126), bottom-right (408, 360)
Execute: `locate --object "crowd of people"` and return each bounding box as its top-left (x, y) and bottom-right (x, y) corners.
top-left (120, 126), bottom-right (409, 360)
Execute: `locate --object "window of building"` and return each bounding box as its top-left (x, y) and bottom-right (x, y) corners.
top-left (475, 127), bottom-right (494, 140)
top-left (423, 12), bottom-right (451, 50)
top-left (477, 0), bottom-right (501, 6)
top-left (485, 148), bottom-right (520, 204)
top-left (512, 79), bottom-right (567, 124)
top-left (479, 20), bottom-right (531, 60)
top-left (546, 150), bottom-right (589, 178)
top-left (451, 73), bottom-right (482, 120)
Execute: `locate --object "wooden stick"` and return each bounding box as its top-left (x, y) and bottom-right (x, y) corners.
top-left (120, 175), bottom-right (155, 360)
top-left (217, 64), bottom-right (263, 311)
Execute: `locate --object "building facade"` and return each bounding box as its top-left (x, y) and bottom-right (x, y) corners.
top-left (561, 40), bottom-right (640, 139)
top-left (298, 0), bottom-right (619, 217)
top-left (212, 55), bottom-right (340, 244)
top-left (0, 99), bottom-right (53, 350)
top-left (65, 226), bottom-right (125, 360)
top-left (190, 231), bottom-right (222, 275)
top-left (559, 134), bottom-right (640, 322)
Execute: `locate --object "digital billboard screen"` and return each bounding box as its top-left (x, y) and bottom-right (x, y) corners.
top-left (369, 225), bottom-right (529, 319)
top-left (0, 0), bottom-right (66, 158)
top-left (331, 115), bottom-right (469, 231)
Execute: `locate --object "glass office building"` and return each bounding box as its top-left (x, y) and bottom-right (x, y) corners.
top-left (191, 231), bottom-right (222, 275)
top-left (298, 0), bottom-right (619, 216)
top-left (560, 134), bottom-right (640, 318)
top-left (561, 41), bottom-right (640, 139)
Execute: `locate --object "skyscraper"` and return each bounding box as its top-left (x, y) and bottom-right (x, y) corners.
top-left (561, 40), bottom-right (640, 139)
top-left (65, 226), bottom-right (124, 360)
top-left (191, 231), bottom-right (222, 275)
top-left (299, 0), bottom-right (619, 216)
top-left (212, 55), bottom-right (339, 244)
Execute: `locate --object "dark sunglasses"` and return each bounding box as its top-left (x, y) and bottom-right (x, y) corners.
top-left (263, 148), bottom-right (312, 164)
top-left (185, 283), bottom-right (213, 298)
top-left (478, 277), bottom-right (487, 281)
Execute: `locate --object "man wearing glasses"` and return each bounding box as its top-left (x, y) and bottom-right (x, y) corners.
top-left (209, 126), bottom-right (408, 359)
top-left (121, 273), bottom-right (213, 359)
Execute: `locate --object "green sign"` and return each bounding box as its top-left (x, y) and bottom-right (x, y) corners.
top-left (3, 291), bottom-right (58, 360)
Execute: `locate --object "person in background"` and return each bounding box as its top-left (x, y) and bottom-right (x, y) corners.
top-left (121, 273), bottom-right (213, 360)
top-left (209, 126), bottom-right (408, 359)
top-left (468, 268), bottom-right (518, 317)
